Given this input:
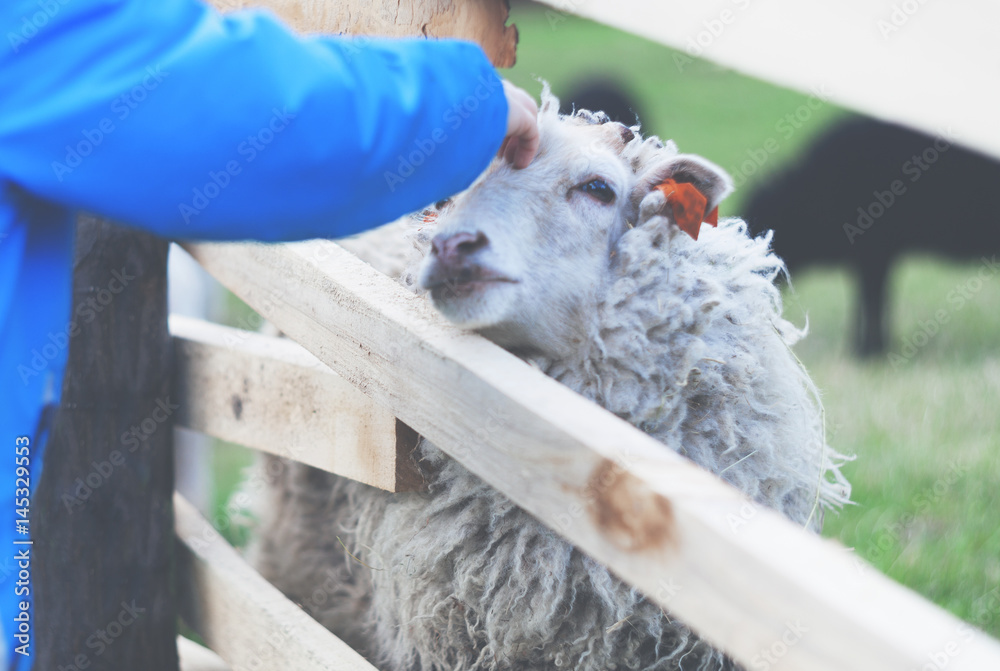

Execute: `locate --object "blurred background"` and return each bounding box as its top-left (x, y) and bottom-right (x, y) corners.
top-left (199, 1), bottom-right (1000, 638)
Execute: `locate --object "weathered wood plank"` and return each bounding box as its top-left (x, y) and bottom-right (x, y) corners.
top-left (182, 239), bottom-right (1000, 670)
top-left (35, 217), bottom-right (178, 670)
top-left (170, 314), bottom-right (421, 492)
top-left (532, 0), bottom-right (1000, 161)
top-left (174, 494), bottom-right (378, 671)
top-left (208, 0), bottom-right (518, 67)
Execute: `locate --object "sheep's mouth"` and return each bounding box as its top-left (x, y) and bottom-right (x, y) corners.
top-left (423, 268), bottom-right (518, 300)
top-left (428, 276), bottom-right (518, 301)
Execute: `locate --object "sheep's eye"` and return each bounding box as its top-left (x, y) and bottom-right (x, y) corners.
top-left (577, 178), bottom-right (615, 204)
top-left (434, 198), bottom-right (452, 210)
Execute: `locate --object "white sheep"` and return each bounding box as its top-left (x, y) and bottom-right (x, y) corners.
top-left (245, 89), bottom-right (851, 671)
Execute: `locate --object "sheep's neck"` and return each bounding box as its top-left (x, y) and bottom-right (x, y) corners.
top-left (478, 299), bottom-right (597, 362)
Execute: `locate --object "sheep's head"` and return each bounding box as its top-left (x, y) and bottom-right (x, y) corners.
top-left (419, 90), bottom-right (732, 358)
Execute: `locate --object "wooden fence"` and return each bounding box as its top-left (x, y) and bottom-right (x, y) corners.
top-left (33, 1), bottom-right (1000, 670)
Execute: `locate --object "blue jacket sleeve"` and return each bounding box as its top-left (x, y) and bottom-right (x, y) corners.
top-left (0, 0), bottom-right (508, 241)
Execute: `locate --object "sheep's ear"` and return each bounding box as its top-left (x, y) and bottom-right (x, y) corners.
top-left (631, 154), bottom-right (734, 238)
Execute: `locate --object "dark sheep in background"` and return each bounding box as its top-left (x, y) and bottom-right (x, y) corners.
top-left (561, 78), bottom-right (646, 127)
top-left (744, 117), bottom-right (1000, 357)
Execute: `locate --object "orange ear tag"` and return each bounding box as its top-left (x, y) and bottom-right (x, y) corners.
top-left (653, 179), bottom-right (718, 240)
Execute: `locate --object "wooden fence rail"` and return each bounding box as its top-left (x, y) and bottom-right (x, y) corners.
top-left (175, 493), bottom-right (377, 670)
top-left (171, 315), bottom-right (421, 492)
top-left (179, 238), bottom-right (1000, 671)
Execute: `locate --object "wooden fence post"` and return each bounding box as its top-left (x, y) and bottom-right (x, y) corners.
top-left (34, 216), bottom-right (177, 670)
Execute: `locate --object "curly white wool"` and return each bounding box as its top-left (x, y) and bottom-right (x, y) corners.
top-left (243, 89), bottom-right (851, 671)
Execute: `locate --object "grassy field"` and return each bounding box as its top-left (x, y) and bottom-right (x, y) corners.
top-left (209, 4), bottom-right (1000, 641)
top-left (790, 261), bottom-right (1000, 632)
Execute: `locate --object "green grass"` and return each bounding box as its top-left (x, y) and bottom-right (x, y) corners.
top-left (207, 5), bottom-right (1000, 641)
top-left (210, 439), bottom-right (255, 547)
top-left (789, 260), bottom-right (1000, 634)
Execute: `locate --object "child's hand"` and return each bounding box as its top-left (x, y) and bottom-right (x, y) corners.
top-left (500, 81), bottom-right (540, 169)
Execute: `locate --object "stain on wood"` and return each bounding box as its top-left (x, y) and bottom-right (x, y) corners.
top-left (588, 458), bottom-right (677, 552)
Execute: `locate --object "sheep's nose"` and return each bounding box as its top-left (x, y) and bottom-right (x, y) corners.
top-left (430, 231), bottom-right (489, 264)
